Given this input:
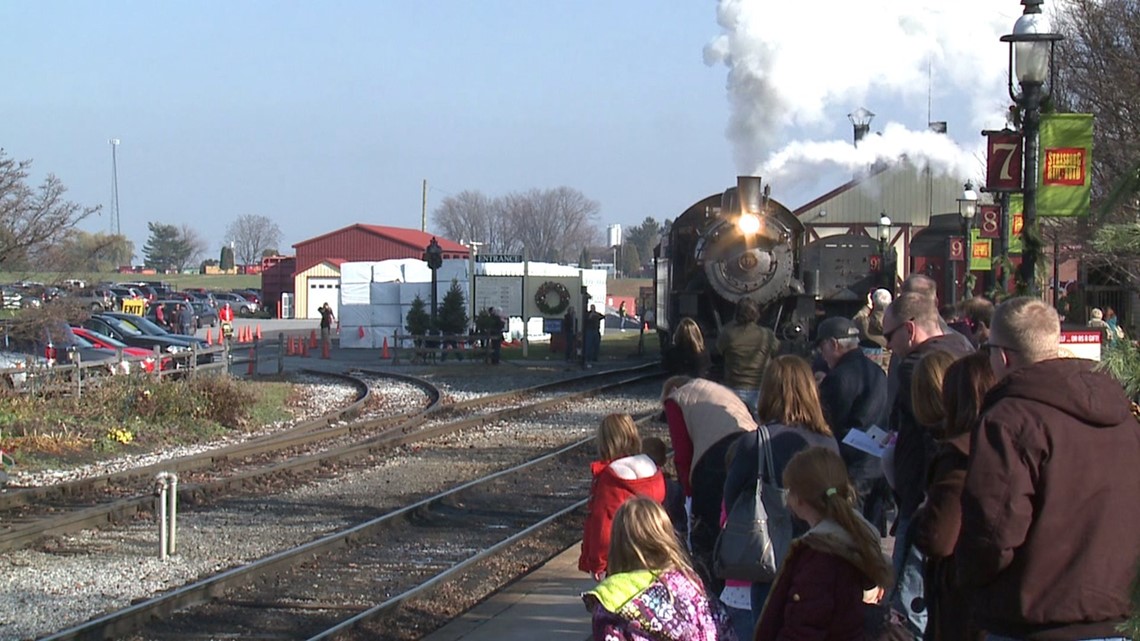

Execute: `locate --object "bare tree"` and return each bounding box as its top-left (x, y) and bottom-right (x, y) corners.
top-left (432, 187), bottom-right (600, 259)
top-left (502, 187), bottom-right (601, 262)
top-left (0, 150), bottom-right (100, 270)
top-left (225, 214), bottom-right (283, 265)
top-left (180, 224), bottom-right (208, 272)
top-left (1054, 0), bottom-right (1140, 222)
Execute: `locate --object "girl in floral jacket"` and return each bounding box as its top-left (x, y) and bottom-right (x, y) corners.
top-left (583, 497), bottom-right (736, 641)
top-left (755, 447), bottom-right (893, 641)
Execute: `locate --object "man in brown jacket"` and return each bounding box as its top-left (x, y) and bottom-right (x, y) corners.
top-left (957, 297), bottom-right (1140, 641)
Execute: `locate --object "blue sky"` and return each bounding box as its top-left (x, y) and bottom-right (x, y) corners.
top-left (2, 1), bottom-right (1016, 260)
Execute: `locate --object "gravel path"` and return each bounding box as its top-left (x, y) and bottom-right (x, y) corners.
top-left (0, 381), bottom-right (663, 641)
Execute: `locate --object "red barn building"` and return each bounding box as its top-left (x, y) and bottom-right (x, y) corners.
top-left (272, 224), bottom-right (469, 319)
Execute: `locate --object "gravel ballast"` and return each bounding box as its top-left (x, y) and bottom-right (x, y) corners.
top-left (0, 374), bottom-right (662, 641)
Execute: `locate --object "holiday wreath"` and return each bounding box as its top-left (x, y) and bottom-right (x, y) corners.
top-left (535, 280), bottom-right (571, 316)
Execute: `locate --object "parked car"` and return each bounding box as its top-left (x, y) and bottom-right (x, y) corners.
top-left (191, 301), bottom-right (219, 328)
top-left (0, 351), bottom-right (48, 390)
top-left (2, 322), bottom-right (129, 375)
top-left (213, 292), bottom-right (257, 315)
top-left (1, 286), bottom-right (40, 309)
top-left (181, 290), bottom-right (218, 309)
top-left (85, 313), bottom-right (203, 352)
top-left (68, 288), bottom-right (116, 312)
top-left (71, 327), bottom-right (164, 373)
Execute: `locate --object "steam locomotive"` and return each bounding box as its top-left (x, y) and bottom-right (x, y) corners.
top-left (653, 175), bottom-right (883, 354)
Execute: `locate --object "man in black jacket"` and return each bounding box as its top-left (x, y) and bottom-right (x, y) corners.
top-left (958, 297), bottom-right (1140, 641)
top-left (884, 293), bottom-right (975, 526)
top-left (815, 316), bottom-right (890, 532)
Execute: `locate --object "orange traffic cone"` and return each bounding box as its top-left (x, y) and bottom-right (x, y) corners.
top-left (247, 348), bottom-right (256, 375)
top-left (309, 330), bottom-right (318, 349)
top-left (301, 339), bottom-right (309, 357)
top-left (321, 338), bottom-right (330, 359)
top-left (381, 336), bottom-right (390, 359)
top-left (255, 324), bottom-right (262, 341)
top-left (243, 326), bottom-right (252, 343)
top-left (206, 328), bottom-right (213, 345)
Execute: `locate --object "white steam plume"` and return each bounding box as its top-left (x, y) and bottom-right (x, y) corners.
top-left (704, 0), bottom-right (1020, 185)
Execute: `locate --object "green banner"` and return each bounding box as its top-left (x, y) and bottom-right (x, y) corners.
top-left (1037, 113), bottom-right (1093, 217)
top-left (969, 228), bottom-right (992, 271)
top-left (1008, 194), bottom-right (1024, 255)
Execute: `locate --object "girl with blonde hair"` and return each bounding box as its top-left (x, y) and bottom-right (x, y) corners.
top-left (583, 497), bottom-right (735, 641)
top-left (755, 447), bottom-right (893, 641)
top-left (579, 414), bottom-right (665, 581)
top-left (722, 355), bottom-right (839, 614)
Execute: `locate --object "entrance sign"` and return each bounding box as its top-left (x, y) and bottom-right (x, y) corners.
top-left (475, 254), bottom-right (523, 263)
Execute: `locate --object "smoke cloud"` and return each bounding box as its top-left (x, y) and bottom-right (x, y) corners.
top-left (704, 0), bottom-right (1020, 186)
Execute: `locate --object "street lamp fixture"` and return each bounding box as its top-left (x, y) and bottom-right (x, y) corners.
top-left (877, 213), bottom-right (893, 291)
top-left (423, 237), bottom-right (443, 327)
top-left (848, 107), bottom-right (875, 146)
top-left (1001, 0), bottom-right (1062, 295)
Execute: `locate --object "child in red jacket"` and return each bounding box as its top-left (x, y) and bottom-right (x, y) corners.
top-left (755, 447), bottom-right (893, 641)
top-left (579, 413), bottom-right (666, 580)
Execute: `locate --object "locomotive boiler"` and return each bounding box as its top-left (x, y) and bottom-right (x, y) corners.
top-left (654, 175), bottom-right (882, 355)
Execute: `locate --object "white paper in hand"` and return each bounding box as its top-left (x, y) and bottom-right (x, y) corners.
top-left (842, 426), bottom-right (888, 458)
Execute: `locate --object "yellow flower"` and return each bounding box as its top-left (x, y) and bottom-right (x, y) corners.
top-left (108, 428), bottom-right (134, 444)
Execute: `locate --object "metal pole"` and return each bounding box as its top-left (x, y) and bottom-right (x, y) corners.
top-left (110, 138), bottom-right (121, 236)
top-left (521, 248), bottom-right (529, 358)
top-left (430, 268), bottom-right (438, 328)
top-left (1000, 192), bottom-right (1011, 295)
top-left (1018, 82), bottom-right (1042, 296)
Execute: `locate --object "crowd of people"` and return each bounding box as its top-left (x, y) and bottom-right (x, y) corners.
top-left (576, 274), bottom-right (1140, 641)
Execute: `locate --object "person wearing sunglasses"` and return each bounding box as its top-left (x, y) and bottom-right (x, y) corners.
top-left (880, 292), bottom-right (974, 637)
top-left (957, 297), bottom-right (1140, 641)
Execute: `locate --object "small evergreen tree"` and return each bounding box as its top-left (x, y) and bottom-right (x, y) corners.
top-left (405, 295), bottom-right (430, 342)
top-left (578, 247), bottom-right (591, 269)
top-left (438, 279), bottom-right (469, 335)
top-left (220, 245), bottom-right (235, 271)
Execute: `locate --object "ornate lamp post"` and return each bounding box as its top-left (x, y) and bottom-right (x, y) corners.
top-left (423, 237), bottom-right (443, 327)
top-left (877, 213), bottom-right (893, 292)
top-left (1001, 0), bottom-right (1062, 296)
top-left (957, 181), bottom-right (979, 299)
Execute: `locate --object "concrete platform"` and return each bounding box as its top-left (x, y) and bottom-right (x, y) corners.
top-left (421, 546), bottom-right (595, 641)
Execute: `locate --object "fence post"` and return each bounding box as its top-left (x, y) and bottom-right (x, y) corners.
top-left (251, 339), bottom-right (259, 377)
top-left (190, 343), bottom-right (198, 378)
top-left (277, 333), bottom-right (285, 375)
top-left (74, 352), bottom-right (82, 398)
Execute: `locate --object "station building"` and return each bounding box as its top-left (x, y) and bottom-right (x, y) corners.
top-left (261, 224), bottom-right (469, 320)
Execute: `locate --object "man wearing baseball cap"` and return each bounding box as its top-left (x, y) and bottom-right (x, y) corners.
top-left (815, 316), bottom-right (891, 532)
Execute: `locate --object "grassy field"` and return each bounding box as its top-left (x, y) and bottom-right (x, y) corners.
top-left (0, 272), bottom-right (261, 291)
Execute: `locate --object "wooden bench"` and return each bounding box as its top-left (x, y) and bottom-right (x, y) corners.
top-left (397, 334), bottom-right (493, 365)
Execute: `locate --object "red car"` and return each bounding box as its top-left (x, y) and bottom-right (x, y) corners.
top-left (71, 327), bottom-right (168, 373)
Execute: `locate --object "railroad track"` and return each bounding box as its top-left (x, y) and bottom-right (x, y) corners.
top-left (41, 404), bottom-right (659, 641)
top-left (0, 363), bottom-right (660, 554)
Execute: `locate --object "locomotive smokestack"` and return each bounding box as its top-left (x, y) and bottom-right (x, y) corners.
top-left (848, 107), bottom-right (875, 147)
top-left (737, 176), bottom-right (763, 214)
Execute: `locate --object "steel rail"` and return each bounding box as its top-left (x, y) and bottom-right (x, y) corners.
top-left (38, 409), bottom-right (656, 641)
top-left (0, 367), bottom-right (659, 553)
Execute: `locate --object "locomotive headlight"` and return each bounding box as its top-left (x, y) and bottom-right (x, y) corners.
top-left (737, 213), bottom-right (761, 235)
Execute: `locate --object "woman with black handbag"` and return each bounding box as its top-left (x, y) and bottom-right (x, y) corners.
top-left (722, 355), bottom-right (839, 617)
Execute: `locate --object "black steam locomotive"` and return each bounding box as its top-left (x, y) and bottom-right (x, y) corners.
top-left (653, 175), bottom-right (883, 354)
